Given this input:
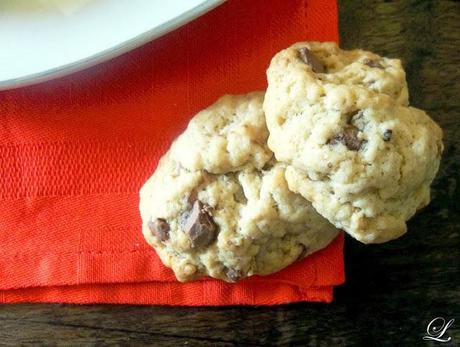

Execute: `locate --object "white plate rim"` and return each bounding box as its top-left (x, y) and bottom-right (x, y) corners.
top-left (0, 0), bottom-right (225, 91)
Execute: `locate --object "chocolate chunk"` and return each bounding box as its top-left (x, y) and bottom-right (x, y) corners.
top-left (148, 218), bottom-right (170, 241)
top-left (328, 125), bottom-right (365, 151)
top-left (298, 47), bottom-right (325, 73)
top-left (363, 58), bottom-right (384, 69)
top-left (225, 268), bottom-right (242, 282)
top-left (383, 129), bottom-right (393, 141)
top-left (183, 200), bottom-right (218, 249)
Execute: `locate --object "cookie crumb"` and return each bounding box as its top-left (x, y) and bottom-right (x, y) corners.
top-left (183, 264), bottom-right (197, 276)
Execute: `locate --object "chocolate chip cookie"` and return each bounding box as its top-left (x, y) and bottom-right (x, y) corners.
top-left (139, 92), bottom-right (338, 282)
top-left (264, 42), bottom-right (443, 243)
top-left (170, 92), bottom-right (272, 174)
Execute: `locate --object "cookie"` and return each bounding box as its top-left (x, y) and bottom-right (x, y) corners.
top-left (139, 93), bottom-right (338, 282)
top-left (171, 92), bottom-right (272, 174)
top-left (264, 43), bottom-right (443, 243)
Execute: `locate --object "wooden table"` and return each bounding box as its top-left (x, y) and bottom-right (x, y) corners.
top-left (1, 1), bottom-right (459, 345)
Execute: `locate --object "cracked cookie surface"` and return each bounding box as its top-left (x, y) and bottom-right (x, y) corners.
top-left (139, 93), bottom-right (338, 282)
top-left (171, 92), bottom-right (272, 174)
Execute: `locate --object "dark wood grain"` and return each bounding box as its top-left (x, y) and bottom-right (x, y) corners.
top-left (1, 1), bottom-right (459, 346)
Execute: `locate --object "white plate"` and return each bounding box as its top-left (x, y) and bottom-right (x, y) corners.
top-left (0, 0), bottom-right (224, 90)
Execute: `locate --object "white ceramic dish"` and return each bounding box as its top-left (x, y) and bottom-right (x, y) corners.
top-left (0, 0), bottom-right (224, 90)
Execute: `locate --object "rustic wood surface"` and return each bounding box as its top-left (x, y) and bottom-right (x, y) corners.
top-left (1, 1), bottom-right (459, 346)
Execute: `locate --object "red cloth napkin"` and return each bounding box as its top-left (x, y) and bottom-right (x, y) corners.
top-left (0, 0), bottom-right (344, 305)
